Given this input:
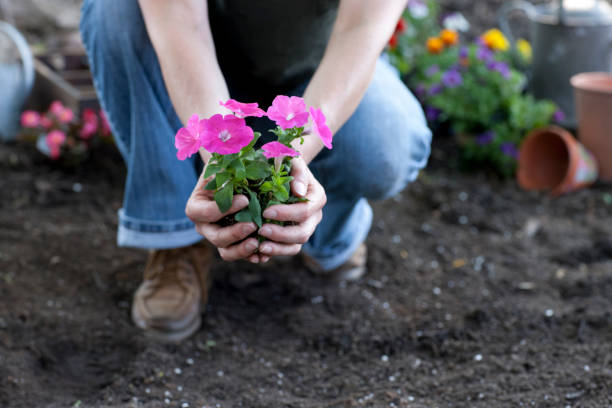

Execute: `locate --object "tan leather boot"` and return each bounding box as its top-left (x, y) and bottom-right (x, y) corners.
top-left (131, 241), bottom-right (214, 342)
top-left (303, 243), bottom-right (368, 282)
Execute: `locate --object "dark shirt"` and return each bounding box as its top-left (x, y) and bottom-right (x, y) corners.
top-left (208, 0), bottom-right (339, 93)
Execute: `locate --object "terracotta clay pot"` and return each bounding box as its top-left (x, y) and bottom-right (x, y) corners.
top-left (517, 125), bottom-right (598, 196)
top-left (571, 72), bottom-right (612, 181)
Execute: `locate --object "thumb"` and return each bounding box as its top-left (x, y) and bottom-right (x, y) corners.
top-left (290, 158), bottom-right (309, 197)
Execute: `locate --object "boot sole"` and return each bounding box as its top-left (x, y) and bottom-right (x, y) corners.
top-left (138, 313), bottom-right (202, 343)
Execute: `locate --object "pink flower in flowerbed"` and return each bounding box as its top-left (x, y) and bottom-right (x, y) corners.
top-left (21, 111), bottom-right (41, 128)
top-left (175, 114), bottom-right (204, 160)
top-left (309, 107), bottom-right (333, 149)
top-left (79, 109), bottom-right (99, 139)
top-left (58, 107), bottom-right (74, 124)
top-left (49, 101), bottom-right (65, 116)
top-left (40, 116), bottom-right (53, 130)
top-left (46, 130), bottom-right (66, 159)
top-left (201, 114), bottom-right (254, 155)
top-left (266, 95), bottom-right (309, 129)
top-left (262, 142), bottom-right (300, 159)
top-left (220, 99), bottom-right (265, 119)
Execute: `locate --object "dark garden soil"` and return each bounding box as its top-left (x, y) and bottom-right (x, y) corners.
top-left (1, 135), bottom-right (611, 408)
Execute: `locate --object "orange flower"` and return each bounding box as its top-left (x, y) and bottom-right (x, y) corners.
top-left (440, 29), bottom-right (459, 46)
top-left (426, 37), bottom-right (444, 54)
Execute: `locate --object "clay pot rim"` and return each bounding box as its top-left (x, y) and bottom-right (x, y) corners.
top-left (571, 72), bottom-right (612, 95)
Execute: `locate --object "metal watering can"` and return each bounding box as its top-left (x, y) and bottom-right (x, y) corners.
top-left (0, 21), bottom-right (34, 141)
top-left (500, 0), bottom-right (612, 127)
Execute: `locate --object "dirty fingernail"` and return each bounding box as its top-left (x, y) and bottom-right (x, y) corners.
top-left (260, 226), bottom-right (271, 236)
top-left (246, 241), bottom-right (258, 252)
top-left (242, 224), bottom-right (255, 234)
top-left (260, 244), bottom-right (270, 253)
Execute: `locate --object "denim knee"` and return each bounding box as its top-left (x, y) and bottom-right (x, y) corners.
top-left (80, 0), bottom-right (146, 58)
top-left (360, 126), bottom-right (431, 200)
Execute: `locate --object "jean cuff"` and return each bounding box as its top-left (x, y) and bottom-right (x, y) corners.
top-left (302, 199), bottom-right (373, 271)
top-left (117, 209), bottom-right (203, 249)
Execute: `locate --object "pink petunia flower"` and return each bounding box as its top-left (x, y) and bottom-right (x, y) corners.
top-left (201, 114), bottom-right (254, 155)
top-left (175, 114), bottom-right (204, 160)
top-left (261, 141), bottom-right (300, 159)
top-left (49, 101), bottom-right (65, 116)
top-left (58, 107), bottom-right (74, 124)
top-left (220, 99), bottom-right (266, 119)
top-left (309, 107), bottom-right (333, 149)
top-left (46, 130), bottom-right (66, 160)
top-left (99, 109), bottom-right (111, 137)
top-left (266, 95), bottom-right (309, 129)
top-left (21, 111), bottom-right (41, 128)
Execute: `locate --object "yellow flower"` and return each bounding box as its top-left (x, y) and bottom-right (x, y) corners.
top-left (426, 37), bottom-right (444, 54)
top-left (517, 38), bottom-right (532, 62)
top-left (481, 28), bottom-right (509, 51)
top-left (440, 29), bottom-right (459, 46)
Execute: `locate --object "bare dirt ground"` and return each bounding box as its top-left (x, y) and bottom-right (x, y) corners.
top-left (1, 136), bottom-right (611, 408)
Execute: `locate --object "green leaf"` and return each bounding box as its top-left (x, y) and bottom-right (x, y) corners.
top-left (204, 178), bottom-right (217, 191)
top-left (273, 186), bottom-right (289, 202)
top-left (247, 190), bottom-right (262, 227)
top-left (260, 181), bottom-right (274, 193)
top-left (235, 209), bottom-right (253, 223)
top-left (216, 171), bottom-right (232, 189)
top-left (246, 161), bottom-right (271, 180)
top-left (214, 183), bottom-right (233, 213)
top-left (230, 159), bottom-right (246, 180)
top-left (243, 131), bottom-right (261, 152)
top-left (204, 163), bottom-right (222, 179)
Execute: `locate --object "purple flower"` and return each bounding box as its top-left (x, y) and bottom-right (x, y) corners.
top-left (459, 46), bottom-right (469, 59)
top-left (425, 65), bottom-right (440, 77)
top-left (442, 69), bottom-right (463, 88)
top-left (428, 83), bottom-right (443, 96)
top-left (487, 61), bottom-right (511, 79)
top-left (414, 83), bottom-right (427, 99)
top-left (476, 131), bottom-right (495, 146)
top-left (476, 46), bottom-right (494, 62)
top-left (553, 109), bottom-right (566, 122)
top-left (500, 142), bottom-right (519, 159)
top-left (425, 106), bottom-right (441, 122)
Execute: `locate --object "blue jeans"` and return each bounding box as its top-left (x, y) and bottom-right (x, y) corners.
top-left (80, 0), bottom-right (432, 271)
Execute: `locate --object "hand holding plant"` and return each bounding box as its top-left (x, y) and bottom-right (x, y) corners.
top-left (179, 96), bottom-right (331, 263)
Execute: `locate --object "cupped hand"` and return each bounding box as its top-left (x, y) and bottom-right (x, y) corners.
top-left (186, 170), bottom-right (262, 263)
top-left (257, 157), bottom-right (326, 259)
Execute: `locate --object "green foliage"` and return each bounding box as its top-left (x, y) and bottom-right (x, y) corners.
top-left (385, 5), bottom-right (560, 177)
top-left (205, 128), bottom-right (305, 227)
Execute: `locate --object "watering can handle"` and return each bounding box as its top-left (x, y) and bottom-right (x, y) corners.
top-left (0, 22), bottom-right (34, 98)
top-left (498, 0), bottom-right (537, 48)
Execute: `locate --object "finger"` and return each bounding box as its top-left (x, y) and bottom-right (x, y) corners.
top-left (186, 194), bottom-right (249, 223)
top-left (218, 238), bottom-right (259, 261)
top-left (258, 241), bottom-right (302, 257)
top-left (247, 254), bottom-right (260, 264)
top-left (260, 255), bottom-right (270, 263)
top-left (263, 181), bottom-right (326, 222)
top-left (258, 211), bottom-right (321, 244)
top-left (197, 222), bottom-right (257, 248)
top-left (290, 158), bottom-right (309, 197)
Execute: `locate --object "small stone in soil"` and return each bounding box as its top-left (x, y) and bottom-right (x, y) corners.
top-left (381, 355), bottom-right (389, 362)
top-left (545, 309), bottom-right (554, 317)
top-left (186, 358), bottom-right (194, 365)
top-left (174, 368), bottom-right (182, 375)
top-left (474, 354), bottom-right (483, 361)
